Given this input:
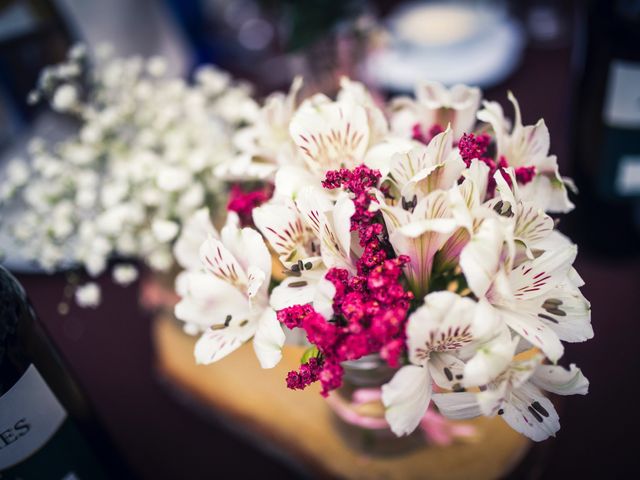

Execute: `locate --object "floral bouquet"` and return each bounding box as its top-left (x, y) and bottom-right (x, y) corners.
top-left (174, 77), bottom-right (593, 442)
top-left (1, 46), bottom-right (257, 306)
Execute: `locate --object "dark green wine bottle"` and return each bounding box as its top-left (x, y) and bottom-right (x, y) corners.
top-left (0, 266), bottom-right (132, 479)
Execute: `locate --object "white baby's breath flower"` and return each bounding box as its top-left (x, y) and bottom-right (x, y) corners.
top-left (112, 264), bottom-right (139, 286)
top-left (52, 84), bottom-right (78, 112)
top-left (152, 219), bottom-right (180, 242)
top-left (5, 159), bottom-right (29, 187)
top-left (80, 124), bottom-right (102, 144)
top-left (156, 166), bottom-right (192, 192)
top-left (147, 248), bottom-right (173, 272)
top-left (75, 282), bottom-right (102, 308)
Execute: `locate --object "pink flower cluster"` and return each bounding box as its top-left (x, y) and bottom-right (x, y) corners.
top-left (458, 133), bottom-right (536, 193)
top-left (321, 165), bottom-right (385, 274)
top-left (226, 184), bottom-right (273, 227)
top-left (279, 166), bottom-right (414, 396)
top-left (412, 123), bottom-right (444, 145)
top-left (286, 357), bottom-right (321, 390)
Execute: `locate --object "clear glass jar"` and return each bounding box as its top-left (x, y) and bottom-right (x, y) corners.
top-left (328, 354), bottom-right (426, 456)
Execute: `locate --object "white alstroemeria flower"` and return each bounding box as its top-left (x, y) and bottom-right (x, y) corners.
top-left (391, 81), bottom-right (481, 141)
top-left (253, 194), bottom-right (337, 314)
top-left (460, 218), bottom-right (592, 362)
top-left (219, 77), bottom-right (304, 180)
top-left (272, 164), bottom-right (322, 200)
top-left (477, 92), bottom-right (574, 213)
top-left (336, 77), bottom-right (389, 144)
top-left (363, 136), bottom-right (418, 178)
top-left (290, 98), bottom-right (370, 175)
top-left (381, 291), bottom-right (478, 436)
top-left (490, 169), bottom-right (555, 260)
top-left (252, 198), bottom-right (316, 268)
top-left (273, 78), bottom-right (391, 200)
top-left (386, 127), bottom-right (466, 205)
top-left (173, 207), bottom-right (218, 270)
top-left (175, 215), bottom-right (285, 368)
top-left (295, 186), bottom-right (356, 273)
top-left (380, 190), bottom-right (458, 297)
top-left (269, 257), bottom-right (334, 313)
top-left (433, 354), bottom-right (589, 441)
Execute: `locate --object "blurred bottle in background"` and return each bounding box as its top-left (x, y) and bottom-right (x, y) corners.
top-left (570, 0), bottom-right (640, 256)
top-left (0, 266), bottom-right (132, 478)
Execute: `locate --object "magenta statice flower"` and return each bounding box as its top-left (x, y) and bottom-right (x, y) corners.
top-left (278, 165), bottom-right (414, 396)
top-left (412, 123), bottom-right (444, 145)
top-left (226, 183), bottom-right (273, 227)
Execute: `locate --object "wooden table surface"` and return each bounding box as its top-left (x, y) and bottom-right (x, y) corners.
top-left (153, 314), bottom-right (530, 480)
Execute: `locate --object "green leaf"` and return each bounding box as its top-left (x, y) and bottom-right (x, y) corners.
top-left (300, 345), bottom-right (319, 364)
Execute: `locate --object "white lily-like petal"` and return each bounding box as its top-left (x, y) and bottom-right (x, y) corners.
top-left (404, 130), bottom-right (465, 199)
top-left (253, 199), bottom-right (312, 267)
top-left (296, 186), bottom-right (355, 272)
top-left (389, 191), bottom-right (458, 296)
top-left (463, 326), bottom-right (517, 387)
top-left (269, 258), bottom-right (327, 310)
top-left (460, 217), bottom-right (505, 298)
top-left (333, 193), bottom-right (356, 256)
top-left (178, 213), bottom-right (277, 368)
top-left (195, 321), bottom-right (257, 365)
top-left (407, 291), bottom-right (476, 366)
top-left (173, 207), bottom-right (218, 270)
top-left (390, 145), bottom-right (434, 192)
top-left (432, 392), bottom-right (482, 420)
top-left (501, 382), bottom-right (560, 441)
top-left (392, 81), bottom-right (481, 140)
top-left (200, 235), bottom-right (249, 289)
top-left (246, 265), bottom-right (267, 300)
top-left (290, 99), bottom-right (369, 174)
top-left (476, 353), bottom-right (541, 417)
top-left (524, 282), bottom-right (593, 343)
top-left (381, 292), bottom-right (478, 436)
top-left (382, 365), bottom-right (432, 437)
top-left (477, 93), bottom-right (573, 213)
top-left (312, 276), bottom-right (336, 319)
top-left (220, 219), bottom-right (272, 289)
top-left (364, 136), bottom-right (417, 178)
top-left (273, 165), bottom-right (319, 199)
top-left (508, 245), bottom-right (577, 302)
top-left (174, 271), bottom-right (249, 331)
top-left (492, 171), bottom-right (554, 256)
top-left (295, 185), bottom-right (333, 236)
top-left (519, 167), bottom-right (575, 213)
top-left (337, 77), bottom-right (388, 143)
top-left (531, 363), bottom-right (589, 396)
top-left (222, 77), bottom-right (303, 180)
top-left (461, 159), bottom-right (491, 205)
top-left (253, 308), bottom-right (286, 369)
top-left (428, 352), bottom-right (467, 390)
top-left (499, 308), bottom-right (564, 362)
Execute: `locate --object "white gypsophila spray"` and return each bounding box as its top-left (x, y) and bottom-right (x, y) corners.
top-left (1, 46), bottom-right (259, 304)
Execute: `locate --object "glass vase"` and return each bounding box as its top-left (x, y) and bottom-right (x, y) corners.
top-left (327, 354), bottom-right (425, 456)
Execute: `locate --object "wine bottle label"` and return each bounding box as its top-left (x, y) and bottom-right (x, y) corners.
top-left (603, 60), bottom-right (640, 128)
top-left (0, 364), bottom-right (67, 470)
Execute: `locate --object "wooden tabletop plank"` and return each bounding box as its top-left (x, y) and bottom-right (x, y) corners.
top-left (153, 314), bottom-right (530, 479)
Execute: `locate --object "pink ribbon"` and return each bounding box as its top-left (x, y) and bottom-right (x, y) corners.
top-left (327, 387), bottom-right (476, 446)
